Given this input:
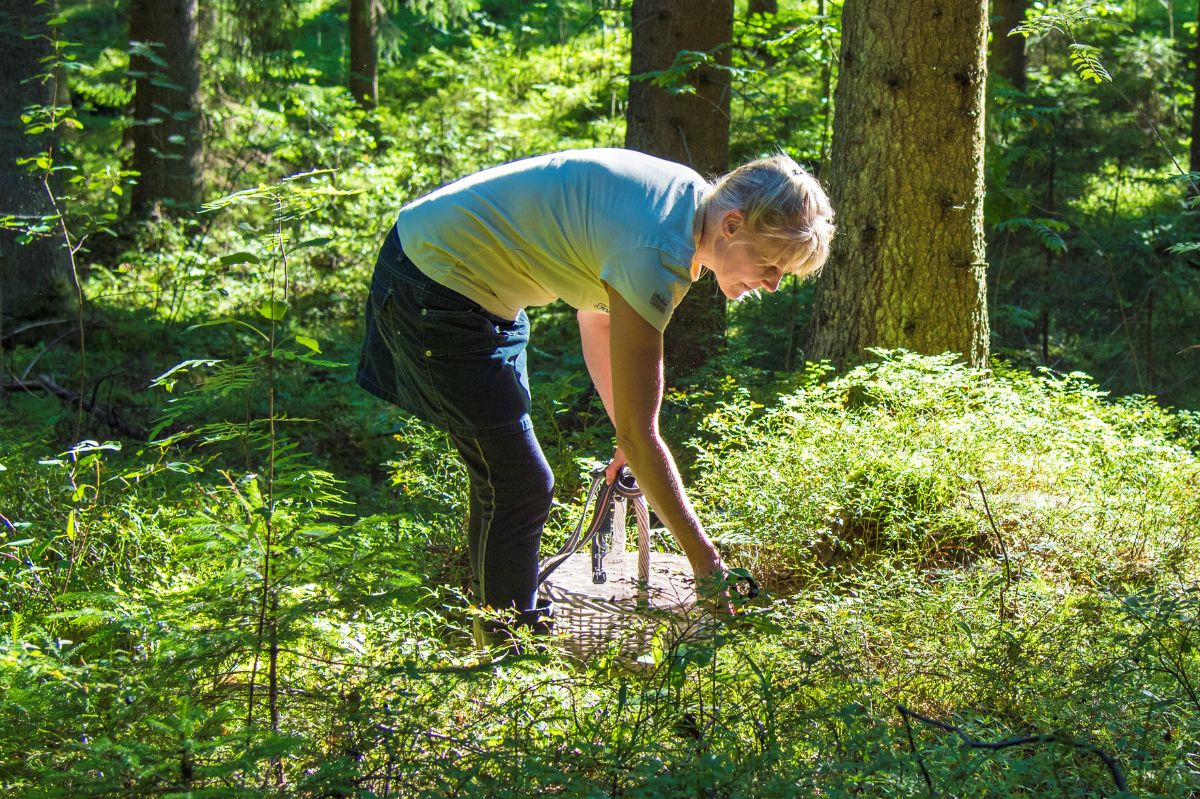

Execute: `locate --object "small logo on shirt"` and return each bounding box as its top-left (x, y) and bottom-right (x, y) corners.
top-left (594, 302), bottom-right (609, 312)
top-left (649, 291), bottom-right (670, 313)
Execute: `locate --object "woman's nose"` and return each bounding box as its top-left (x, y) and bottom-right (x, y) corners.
top-left (762, 272), bottom-right (783, 292)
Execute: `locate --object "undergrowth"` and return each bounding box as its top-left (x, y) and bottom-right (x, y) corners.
top-left (3, 345), bottom-right (1198, 796)
top-left (2, 2), bottom-right (1199, 794)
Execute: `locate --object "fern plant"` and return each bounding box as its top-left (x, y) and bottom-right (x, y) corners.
top-left (137, 171), bottom-right (418, 787)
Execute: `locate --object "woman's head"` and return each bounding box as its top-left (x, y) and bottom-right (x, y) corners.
top-left (704, 153), bottom-right (835, 281)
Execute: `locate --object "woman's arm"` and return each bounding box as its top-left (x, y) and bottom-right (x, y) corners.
top-left (602, 284), bottom-right (724, 585)
top-left (578, 309), bottom-right (628, 480)
top-left (578, 309), bottom-right (617, 426)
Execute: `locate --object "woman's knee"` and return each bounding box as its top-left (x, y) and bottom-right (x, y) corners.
top-left (500, 457), bottom-right (553, 523)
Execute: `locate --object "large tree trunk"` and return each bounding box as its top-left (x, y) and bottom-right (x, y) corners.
top-left (625, 0), bottom-right (733, 378)
top-left (129, 0), bottom-right (202, 216)
top-left (806, 0), bottom-right (990, 368)
top-left (0, 0), bottom-right (72, 324)
top-left (349, 0), bottom-right (377, 109)
top-left (989, 0), bottom-right (1027, 91)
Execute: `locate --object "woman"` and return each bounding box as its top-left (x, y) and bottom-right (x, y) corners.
top-left (357, 148), bottom-right (834, 640)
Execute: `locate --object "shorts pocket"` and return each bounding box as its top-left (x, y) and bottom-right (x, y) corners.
top-left (418, 282), bottom-right (515, 357)
top-left (422, 310), bottom-right (502, 357)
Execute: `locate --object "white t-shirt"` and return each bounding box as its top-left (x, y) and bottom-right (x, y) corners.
top-left (394, 149), bottom-right (709, 332)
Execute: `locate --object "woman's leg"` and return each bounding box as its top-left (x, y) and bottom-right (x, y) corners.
top-left (356, 227), bottom-right (549, 631)
top-left (449, 426), bottom-right (554, 623)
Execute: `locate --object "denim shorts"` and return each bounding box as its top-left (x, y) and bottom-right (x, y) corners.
top-left (356, 225), bottom-right (534, 437)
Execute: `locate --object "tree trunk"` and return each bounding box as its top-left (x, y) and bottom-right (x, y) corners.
top-left (625, 0), bottom-right (733, 378)
top-left (806, 0), bottom-right (990, 368)
top-left (0, 0), bottom-right (72, 324)
top-left (988, 0), bottom-right (1027, 91)
top-left (349, 0), bottom-right (377, 109)
top-left (129, 0), bottom-right (202, 216)
top-left (748, 0), bottom-right (777, 16)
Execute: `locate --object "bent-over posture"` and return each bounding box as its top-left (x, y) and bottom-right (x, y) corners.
top-left (357, 148), bottom-right (834, 640)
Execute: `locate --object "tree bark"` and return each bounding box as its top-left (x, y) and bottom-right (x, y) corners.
top-left (349, 0), bottom-right (377, 109)
top-left (0, 0), bottom-right (72, 324)
top-left (625, 0), bottom-right (733, 378)
top-left (128, 0), bottom-right (202, 216)
top-left (989, 0), bottom-right (1027, 91)
top-left (806, 0), bottom-right (990, 368)
top-left (748, 0), bottom-right (777, 16)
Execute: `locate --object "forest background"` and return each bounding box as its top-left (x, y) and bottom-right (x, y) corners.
top-left (1, 0), bottom-right (1199, 796)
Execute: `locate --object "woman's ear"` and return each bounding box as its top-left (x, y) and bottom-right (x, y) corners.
top-left (721, 210), bottom-right (744, 237)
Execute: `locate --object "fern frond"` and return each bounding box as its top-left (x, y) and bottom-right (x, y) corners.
top-left (1068, 44), bottom-right (1110, 85)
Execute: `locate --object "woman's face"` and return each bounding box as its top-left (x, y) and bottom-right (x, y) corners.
top-left (708, 217), bottom-right (786, 300)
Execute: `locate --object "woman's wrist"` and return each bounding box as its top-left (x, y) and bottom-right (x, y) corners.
top-left (685, 538), bottom-right (723, 577)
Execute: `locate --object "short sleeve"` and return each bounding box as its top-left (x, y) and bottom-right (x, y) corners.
top-left (600, 248), bottom-right (694, 333)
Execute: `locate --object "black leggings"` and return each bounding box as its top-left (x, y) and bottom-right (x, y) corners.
top-left (449, 427), bottom-right (554, 620)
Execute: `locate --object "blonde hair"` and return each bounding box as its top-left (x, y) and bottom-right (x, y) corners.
top-left (705, 153), bottom-right (835, 278)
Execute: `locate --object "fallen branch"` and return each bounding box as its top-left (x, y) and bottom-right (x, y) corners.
top-left (897, 704), bottom-right (1129, 795)
top-left (3, 374), bottom-right (146, 440)
top-left (0, 318), bottom-right (69, 344)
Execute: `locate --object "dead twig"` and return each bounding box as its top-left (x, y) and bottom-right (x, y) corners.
top-left (2, 374), bottom-right (146, 440)
top-left (976, 480), bottom-right (1012, 622)
top-left (897, 704), bottom-right (1129, 795)
top-left (0, 318), bottom-right (69, 344)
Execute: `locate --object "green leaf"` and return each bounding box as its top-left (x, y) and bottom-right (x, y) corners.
top-left (187, 318), bottom-right (268, 341)
top-left (298, 525), bottom-right (339, 540)
top-left (296, 354), bottom-right (347, 368)
top-left (4, 538), bottom-right (34, 548)
top-left (150, 358), bottom-right (223, 391)
top-left (294, 335), bottom-right (320, 353)
top-left (294, 237), bottom-right (333, 250)
top-left (258, 300), bottom-right (288, 322)
top-left (219, 251), bottom-right (260, 266)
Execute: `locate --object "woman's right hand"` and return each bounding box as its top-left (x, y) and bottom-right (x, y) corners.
top-left (690, 551), bottom-right (734, 614)
top-left (604, 446), bottom-right (627, 484)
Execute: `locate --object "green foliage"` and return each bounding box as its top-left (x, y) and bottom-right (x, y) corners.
top-left (730, 2), bottom-right (838, 165)
top-left (6, 350), bottom-right (1200, 795)
top-left (1013, 1), bottom-right (1129, 48)
top-left (694, 351), bottom-right (1199, 589)
top-left (4, 1), bottom-right (1200, 794)
top-left (986, 2), bottom-right (1200, 406)
top-left (1068, 42), bottom-right (1111, 85)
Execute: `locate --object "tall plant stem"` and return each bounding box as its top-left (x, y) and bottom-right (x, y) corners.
top-left (245, 204), bottom-right (285, 779)
top-left (976, 480), bottom-right (1012, 622)
top-left (265, 201), bottom-right (285, 787)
